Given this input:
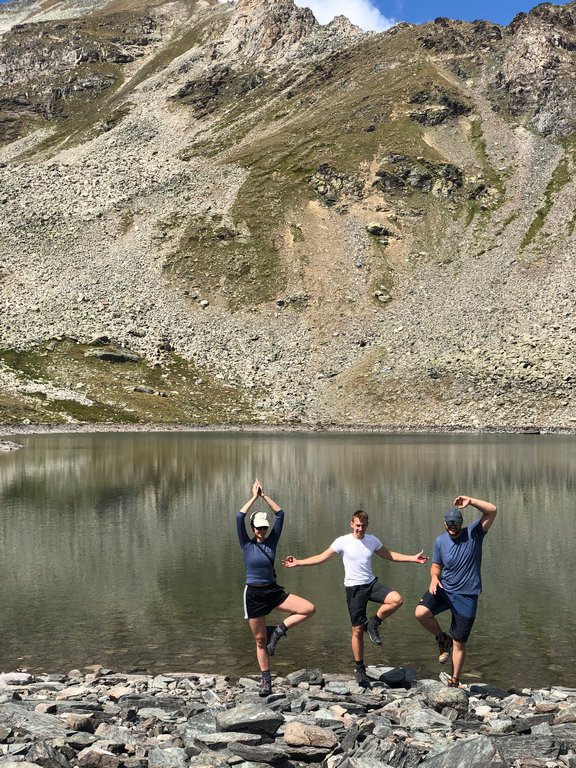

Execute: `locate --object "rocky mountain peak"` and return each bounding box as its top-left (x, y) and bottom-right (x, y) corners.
top-left (1, 0), bottom-right (576, 431)
top-left (223, 0), bottom-right (318, 60)
top-left (492, 0), bottom-right (576, 135)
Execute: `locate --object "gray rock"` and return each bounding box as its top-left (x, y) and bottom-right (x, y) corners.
top-left (493, 733), bottom-right (558, 762)
top-left (227, 742), bottom-right (289, 766)
top-left (76, 746), bottom-right (121, 768)
top-left (147, 747), bottom-right (188, 768)
top-left (0, 703), bottom-right (68, 740)
top-left (84, 349), bottom-right (140, 363)
top-left (419, 734), bottom-right (507, 767)
top-left (26, 741), bottom-right (70, 768)
top-left (215, 704), bottom-right (284, 735)
top-left (286, 669), bottom-right (323, 686)
top-left (404, 708), bottom-right (453, 730)
top-left (366, 665), bottom-right (407, 686)
top-left (422, 681), bottom-right (469, 714)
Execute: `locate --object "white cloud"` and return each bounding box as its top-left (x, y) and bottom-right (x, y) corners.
top-left (295, 0), bottom-right (395, 31)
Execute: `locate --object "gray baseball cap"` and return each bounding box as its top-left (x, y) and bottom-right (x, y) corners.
top-left (444, 507), bottom-right (463, 524)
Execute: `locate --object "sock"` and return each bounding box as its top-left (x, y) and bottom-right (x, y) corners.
top-left (276, 621), bottom-right (287, 636)
top-left (373, 615), bottom-right (382, 625)
top-left (355, 660), bottom-right (365, 670)
top-left (261, 670), bottom-right (271, 680)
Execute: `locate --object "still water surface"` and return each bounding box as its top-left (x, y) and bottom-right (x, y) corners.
top-left (0, 430), bottom-right (574, 689)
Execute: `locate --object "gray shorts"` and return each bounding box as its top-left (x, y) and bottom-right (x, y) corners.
top-left (345, 578), bottom-right (393, 626)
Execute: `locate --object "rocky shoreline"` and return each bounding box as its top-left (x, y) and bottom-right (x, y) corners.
top-left (0, 665), bottom-right (574, 768)
top-left (2, 422), bottom-right (576, 438)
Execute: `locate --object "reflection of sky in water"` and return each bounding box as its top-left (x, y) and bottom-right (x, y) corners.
top-left (0, 431), bottom-right (574, 687)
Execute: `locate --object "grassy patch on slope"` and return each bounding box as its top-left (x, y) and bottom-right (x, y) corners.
top-left (0, 339), bottom-right (256, 425)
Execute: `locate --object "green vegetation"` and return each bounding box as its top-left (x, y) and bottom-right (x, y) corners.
top-left (463, 119), bottom-right (506, 225)
top-left (170, 34), bottom-right (474, 307)
top-left (521, 150), bottom-right (572, 250)
top-left (0, 339), bottom-right (256, 425)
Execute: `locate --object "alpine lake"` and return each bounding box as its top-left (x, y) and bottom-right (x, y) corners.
top-left (0, 429), bottom-right (574, 690)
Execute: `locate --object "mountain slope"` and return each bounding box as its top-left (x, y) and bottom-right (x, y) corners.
top-left (1, 0), bottom-right (575, 429)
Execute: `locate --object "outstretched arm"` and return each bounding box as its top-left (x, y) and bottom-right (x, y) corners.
top-left (283, 548), bottom-right (337, 568)
top-left (375, 546), bottom-right (428, 564)
top-left (454, 495), bottom-right (497, 533)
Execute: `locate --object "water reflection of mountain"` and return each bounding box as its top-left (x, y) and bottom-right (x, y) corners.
top-left (0, 431), bottom-right (574, 684)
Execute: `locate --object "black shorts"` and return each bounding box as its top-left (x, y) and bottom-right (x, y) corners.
top-left (243, 583), bottom-right (290, 619)
top-left (418, 588), bottom-right (478, 643)
top-left (345, 578), bottom-right (393, 626)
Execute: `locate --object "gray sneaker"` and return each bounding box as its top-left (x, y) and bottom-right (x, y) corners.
top-left (365, 617), bottom-right (382, 646)
top-left (355, 666), bottom-right (371, 689)
top-left (266, 625), bottom-right (286, 657)
top-left (259, 673), bottom-right (272, 697)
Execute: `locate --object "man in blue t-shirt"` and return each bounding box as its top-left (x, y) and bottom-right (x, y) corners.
top-left (415, 495), bottom-right (497, 688)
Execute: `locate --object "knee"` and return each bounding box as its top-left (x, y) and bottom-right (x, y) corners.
top-left (415, 605), bottom-right (430, 621)
top-left (389, 592), bottom-right (404, 609)
top-left (306, 603), bottom-right (316, 618)
top-left (254, 634), bottom-right (267, 650)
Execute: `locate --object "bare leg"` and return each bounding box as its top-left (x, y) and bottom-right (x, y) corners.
top-left (375, 591), bottom-right (403, 621)
top-left (452, 639), bottom-right (466, 680)
top-left (351, 623), bottom-right (365, 662)
top-left (248, 616), bottom-right (270, 672)
top-left (415, 604), bottom-right (444, 637)
top-left (276, 593), bottom-right (316, 629)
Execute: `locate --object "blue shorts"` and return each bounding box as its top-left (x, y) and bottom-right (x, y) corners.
top-left (419, 588), bottom-right (478, 643)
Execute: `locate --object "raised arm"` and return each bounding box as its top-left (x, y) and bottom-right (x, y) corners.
top-left (259, 488), bottom-right (282, 513)
top-left (239, 479), bottom-right (263, 516)
top-left (375, 546), bottom-right (428, 564)
top-left (454, 495), bottom-right (497, 533)
top-left (283, 548), bottom-right (337, 568)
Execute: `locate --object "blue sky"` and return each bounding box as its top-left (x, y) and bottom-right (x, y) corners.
top-left (296, 0), bottom-right (569, 30)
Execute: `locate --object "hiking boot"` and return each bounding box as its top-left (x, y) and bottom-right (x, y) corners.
top-left (365, 617), bottom-right (383, 646)
top-left (259, 673), bottom-right (272, 697)
top-left (355, 666), bottom-right (371, 689)
top-left (266, 625), bottom-right (286, 657)
top-left (439, 671), bottom-right (462, 688)
top-left (436, 632), bottom-right (453, 664)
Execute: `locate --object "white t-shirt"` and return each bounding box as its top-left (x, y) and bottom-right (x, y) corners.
top-left (330, 533), bottom-right (383, 587)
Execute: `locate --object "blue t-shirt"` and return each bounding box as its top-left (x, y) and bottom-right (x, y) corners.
top-left (237, 509), bottom-right (284, 585)
top-left (432, 518), bottom-right (486, 595)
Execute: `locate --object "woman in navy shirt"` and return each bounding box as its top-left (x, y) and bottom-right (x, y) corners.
top-left (237, 479), bottom-right (315, 696)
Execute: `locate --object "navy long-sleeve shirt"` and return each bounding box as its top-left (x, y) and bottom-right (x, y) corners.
top-left (237, 509), bottom-right (284, 585)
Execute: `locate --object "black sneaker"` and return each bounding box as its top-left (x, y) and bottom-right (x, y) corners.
top-left (436, 633), bottom-right (453, 664)
top-left (266, 625), bottom-right (286, 657)
top-left (259, 674), bottom-right (272, 697)
top-left (365, 617), bottom-right (382, 646)
top-left (355, 666), bottom-right (371, 689)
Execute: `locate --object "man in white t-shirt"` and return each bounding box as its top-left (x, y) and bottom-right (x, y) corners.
top-left (283, 510), bottom-right (428, 688)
